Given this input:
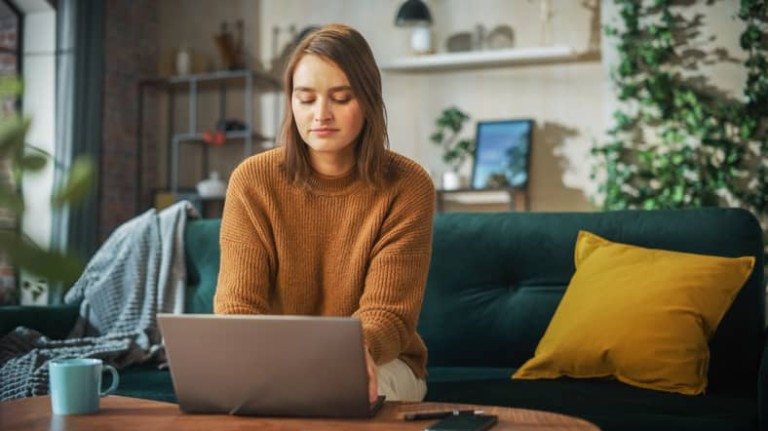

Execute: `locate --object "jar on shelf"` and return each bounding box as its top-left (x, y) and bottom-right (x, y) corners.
top-left (176, 44), bottom-right (191, 75)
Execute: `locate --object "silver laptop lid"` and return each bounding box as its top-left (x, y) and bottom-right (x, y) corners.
top-left (158, 313), bottom-right (372, 418)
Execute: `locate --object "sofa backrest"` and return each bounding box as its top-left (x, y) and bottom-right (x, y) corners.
top-left (419, 208), bottom-right (765, 392)
top-left (184, 219), bottom-right (222, 314)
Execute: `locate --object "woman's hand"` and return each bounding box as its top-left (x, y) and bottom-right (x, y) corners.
top-left (364, 346), bottom-right (378, 403)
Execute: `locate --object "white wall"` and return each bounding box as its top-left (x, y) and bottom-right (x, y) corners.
top-left (21, 9), bottom-right (56, 304)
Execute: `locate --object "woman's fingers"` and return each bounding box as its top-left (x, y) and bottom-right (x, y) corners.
top-left (364, 346), bottom-right (378, 403)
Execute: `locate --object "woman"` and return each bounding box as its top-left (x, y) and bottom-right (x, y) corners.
top-left (213, 24), bottom-right (435, 403)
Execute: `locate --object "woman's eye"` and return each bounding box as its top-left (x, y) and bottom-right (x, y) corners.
top-left (295, 94), bottom-right (351, 104)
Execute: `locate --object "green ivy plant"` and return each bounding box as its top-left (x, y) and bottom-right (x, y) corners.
top-left (592, 0), bottom-right (768, 246)
top-left (430, 107), bottom-right (475, 172)
top-left (0, 77), bottom-right (93, 303)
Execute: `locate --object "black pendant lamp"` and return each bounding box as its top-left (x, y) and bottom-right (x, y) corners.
top-left (395, 0), bottom-right (433, 27)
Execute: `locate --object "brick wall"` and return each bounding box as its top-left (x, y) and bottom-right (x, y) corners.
top-left (0, 10), bottom-right (17, 304)
top-left (100, 0), bottom-right (158, 242)
top-left (0, 14), bottom-right (18, 75)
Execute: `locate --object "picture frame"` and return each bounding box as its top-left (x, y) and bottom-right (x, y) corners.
top-left (470, 119), bottom-right (534, 189)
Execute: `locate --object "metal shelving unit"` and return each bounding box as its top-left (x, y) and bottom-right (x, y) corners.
top-left (137, 69), bottom-right (281, 211)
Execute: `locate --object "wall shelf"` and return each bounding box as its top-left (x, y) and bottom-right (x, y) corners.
top-left (440, 190), bottom-right (511, 205)
top-left (436, 188), bottom-right (529, 212)
top-left (381, 46), bottom-right (579, 73)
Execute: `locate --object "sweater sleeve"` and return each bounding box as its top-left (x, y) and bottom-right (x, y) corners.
top-left (213, 162), bottom-right (274, 315)
top-left (352, 165), bottom-right (435, 364)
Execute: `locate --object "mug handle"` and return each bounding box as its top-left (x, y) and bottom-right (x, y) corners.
top-left (100, 365), bottom-right (120, 397)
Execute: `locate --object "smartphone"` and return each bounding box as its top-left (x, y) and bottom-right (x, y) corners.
top-left (424, 413), bottom-right (498, 431)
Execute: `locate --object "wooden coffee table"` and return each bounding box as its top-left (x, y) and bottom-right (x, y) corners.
top-left (0, 395), bottom-right (600, 430)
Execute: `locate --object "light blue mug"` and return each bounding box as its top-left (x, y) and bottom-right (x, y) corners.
top-left (48, 358), bottom-right (119, 415)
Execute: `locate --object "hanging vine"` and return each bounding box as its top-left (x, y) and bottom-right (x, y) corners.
top-left (592, 0), bottom-right (768, 237)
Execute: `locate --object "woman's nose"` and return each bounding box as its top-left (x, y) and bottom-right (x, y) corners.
top-left (313, 100), bottom-right (332, 123)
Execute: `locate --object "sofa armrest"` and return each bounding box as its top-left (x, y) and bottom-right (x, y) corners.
top-left (759, 329), bottom-right (768, 430)
top-left (0, 304), bottom-right (80, 339)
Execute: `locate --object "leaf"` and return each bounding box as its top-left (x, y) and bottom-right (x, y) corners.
top-left (740, 24), bottom-right (762, 50)
top-left (51, 156), bottom-right (94, 207)
top-left (25, 144), bottom-right (54, 159)
top-left (0, 76), bottom-right (22, 100)
top-left (443, 149), bottom-right (458, 164)
top-left (740, 118), bottom-right (757, 140)
top-left (614, 111), bottom-right (633, 129)
top-left (0, 232), bottom-right (83, 286)
top-left (456, 139), bottom-right (474, 153)
top-left (20, 153), bottom-right (48, 172)
top-left (672, 185), bottom-right (684, 202)
top-left (0, 186), bottom-right (23, 213)
top-left (618, 58), bottom-right (636, 77)
top-left (0, 116), bottom-right (31, 158)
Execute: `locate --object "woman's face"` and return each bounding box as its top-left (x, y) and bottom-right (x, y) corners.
top-left (291, 54), bottom-right (365, 171)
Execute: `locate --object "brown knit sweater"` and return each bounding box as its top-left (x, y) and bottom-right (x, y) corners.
top-left (213, 148), bottom-right (435, 377)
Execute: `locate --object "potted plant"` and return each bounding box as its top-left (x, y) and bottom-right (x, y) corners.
top-left (430, 106), bottom-right (475, 189)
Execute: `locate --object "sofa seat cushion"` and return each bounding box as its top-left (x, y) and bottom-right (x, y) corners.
top-left (425, 369), bottom-right (756, 431)
top-left (427, 366), bottom-right (515, 382)
top-left (113, 364), bottom-right (176, 403)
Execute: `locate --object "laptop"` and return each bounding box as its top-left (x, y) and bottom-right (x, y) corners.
top-left (157, 313), bottom-right (385, 418)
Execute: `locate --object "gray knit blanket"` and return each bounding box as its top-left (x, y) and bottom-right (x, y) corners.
top-left (0, 201), bottom-right (198, 401)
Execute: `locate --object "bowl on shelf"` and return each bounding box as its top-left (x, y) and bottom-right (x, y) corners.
top-left (196, 171), bottom-right (227, 198)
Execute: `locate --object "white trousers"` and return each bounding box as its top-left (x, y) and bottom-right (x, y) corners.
top-left (377, 359), bottom-right (427, 402)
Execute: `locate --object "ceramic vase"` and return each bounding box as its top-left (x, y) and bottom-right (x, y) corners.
top-left (196, 171), bottom-right (226, 198)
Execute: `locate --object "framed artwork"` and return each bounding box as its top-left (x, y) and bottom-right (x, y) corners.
top-left (471, 119), bottom-right (533, 189)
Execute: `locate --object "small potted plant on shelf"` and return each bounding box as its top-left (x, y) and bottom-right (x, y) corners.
top-left (430, 106), bottom-right (475, 190)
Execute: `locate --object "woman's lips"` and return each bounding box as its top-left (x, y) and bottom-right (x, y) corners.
top-left (310, 128), bottom-right (339, 137)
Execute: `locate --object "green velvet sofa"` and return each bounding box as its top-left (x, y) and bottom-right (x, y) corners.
top-left (2, 208), bottom-right (766, 431)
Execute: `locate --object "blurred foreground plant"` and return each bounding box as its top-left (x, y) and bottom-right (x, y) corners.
top-left (0, 77), bottom-right (93, 300)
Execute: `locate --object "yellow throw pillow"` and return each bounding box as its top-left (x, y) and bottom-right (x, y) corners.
top-left (513, 230), bottom-right (755, 395)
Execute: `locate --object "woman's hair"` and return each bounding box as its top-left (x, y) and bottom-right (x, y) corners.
top-left (279, 24), bottom-right (389, 188)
